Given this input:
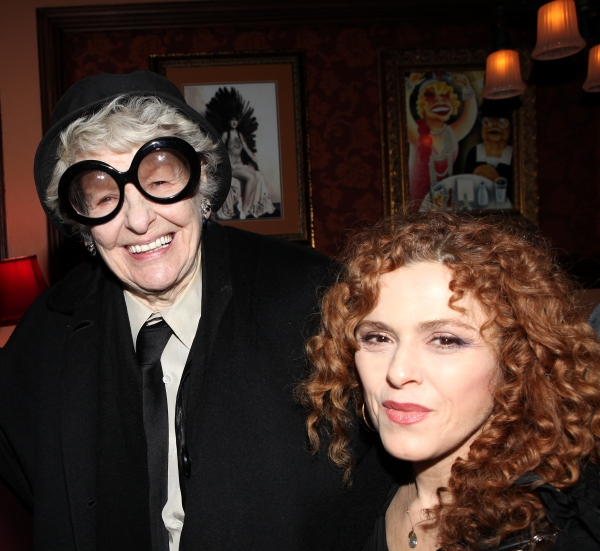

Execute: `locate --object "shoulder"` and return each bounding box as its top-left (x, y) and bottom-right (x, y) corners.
top-left (210, 223), bottom-right (334, 280)
top-left (202, 224), bottom-right (336, 334)
top-left (42, 260), bottom-right (116, 315)
top-left (5, 261), bottom-right (114, 346)
top-left (534, 461), bottom-right (600, 551)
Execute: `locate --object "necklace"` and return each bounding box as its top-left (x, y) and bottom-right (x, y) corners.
top-left (427, 124), bottom-right (453, 189)
top-left (429, 125), bottom-right (445, 136)
top-left (405, 482), bottom-right (429, 549)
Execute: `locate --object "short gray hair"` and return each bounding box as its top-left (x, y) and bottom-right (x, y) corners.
top-left (45, 95), bottom-right (220, 237)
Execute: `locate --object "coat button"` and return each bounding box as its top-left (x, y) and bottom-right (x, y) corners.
top-left (182, 446), bottom-right (191, 478)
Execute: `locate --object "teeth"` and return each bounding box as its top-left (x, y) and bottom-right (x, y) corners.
top-left (128, 234), bottom-right (173, 254)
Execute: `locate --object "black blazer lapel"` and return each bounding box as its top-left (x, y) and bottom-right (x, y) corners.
top-left (59, 304), bottom-right (101, 550)
top-left (196, 222), bottom-right (233, 377)
top-left (176, 223), bottom-right (233, 500)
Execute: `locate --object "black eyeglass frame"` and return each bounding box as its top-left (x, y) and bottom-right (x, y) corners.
top-left (58, 136), bottom-right (202, 226)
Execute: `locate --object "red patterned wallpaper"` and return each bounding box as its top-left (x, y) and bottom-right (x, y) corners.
top-left (61, 21), bottom-right (600, 259)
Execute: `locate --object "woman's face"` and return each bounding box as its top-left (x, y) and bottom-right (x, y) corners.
top-left (355, 262), bottom-right (497, 469)
top-left (85, 147), bottom-right (203, 301)
top-left (230, 118), bottom-right (239, 129)
top-left (421, 85), bottom-right (453, 123)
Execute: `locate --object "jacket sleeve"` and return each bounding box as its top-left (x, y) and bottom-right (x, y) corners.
top-left (0, 343), bottom-right (35, 510)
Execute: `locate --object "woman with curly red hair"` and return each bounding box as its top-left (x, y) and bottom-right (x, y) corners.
top-left (298, 211), bottom-right (600, 551)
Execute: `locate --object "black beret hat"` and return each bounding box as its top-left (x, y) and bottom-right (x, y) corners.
top-left (34, 70), bottom-right (232, 237)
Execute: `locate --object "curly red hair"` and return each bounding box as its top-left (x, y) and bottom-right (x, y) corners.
top-left (297, 211), bottom-right (600, 550)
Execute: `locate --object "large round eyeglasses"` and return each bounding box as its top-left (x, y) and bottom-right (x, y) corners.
top-left (58, 137), bottom-right (201, 226)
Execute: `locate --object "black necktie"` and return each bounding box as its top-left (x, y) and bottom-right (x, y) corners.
top-left (136, 317), bottom-right (173, 551)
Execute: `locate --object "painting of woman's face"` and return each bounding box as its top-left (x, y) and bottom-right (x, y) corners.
top-left (421, 85), bottom-right (453, 122)
top-left (355, 262), bottom-right (497, 469)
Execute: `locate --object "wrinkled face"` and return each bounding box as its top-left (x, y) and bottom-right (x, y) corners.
top-left (355, 262), bottom-right (497, 468)
top-left (481, 116), bottom-right (510, 144)
top-left (84, 147), bottom-right (203, 301)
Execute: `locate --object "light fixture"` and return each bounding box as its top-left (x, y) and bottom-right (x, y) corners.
top-left (532, 0), bottom-right (586, 60)
top-left (583, 43), bottom-right (600, 90)
top-left (483, 50), bottom-right (527, 99)
top-left (0, 255), bottom-right (48, 326)
top-left (483, 22), bottom-right (527, 99)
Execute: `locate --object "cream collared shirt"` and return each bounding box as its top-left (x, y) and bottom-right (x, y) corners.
top-left (124, 258), bottom-right (202, 551)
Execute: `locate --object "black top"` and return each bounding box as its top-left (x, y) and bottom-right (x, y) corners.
top-left (361, 483), bottom-right (398, 551)
top-left (362, 462), bottom-right (600, 551)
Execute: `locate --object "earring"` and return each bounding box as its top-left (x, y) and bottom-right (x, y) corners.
top-left (200, 197), bottom-right (211, 216)
top-left (84, 239), bottom-right (97, 256)
top-left (361, 403), bottom-right (375, 432)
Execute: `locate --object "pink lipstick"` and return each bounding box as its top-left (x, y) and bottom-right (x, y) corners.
top-left (383, 401), bottom-right (431, 425)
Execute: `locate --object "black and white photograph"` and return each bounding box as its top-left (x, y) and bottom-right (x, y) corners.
top-left (151, 51), bottom-right (312, 242)
top-left (184, 82), bottom-right (283, 221)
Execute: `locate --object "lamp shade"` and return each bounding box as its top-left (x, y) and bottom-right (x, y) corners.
top-left (0, 256), bottom-right (48, 326)
top-left (583, 44), bottom-right (600, 92)
top-left (482, 49), bottom-right (527, 99)
top-left (532, 0), bottom-right (585, 60)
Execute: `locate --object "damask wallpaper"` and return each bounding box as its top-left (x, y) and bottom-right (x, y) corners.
top-left (59, 19), bottom-right (600, 262)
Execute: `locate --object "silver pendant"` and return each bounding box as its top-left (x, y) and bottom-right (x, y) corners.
top-left (408, 529), bottom-right (418, 548)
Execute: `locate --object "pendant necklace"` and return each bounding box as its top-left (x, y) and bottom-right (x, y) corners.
top-left (406, 482), bottom-right (428, 549)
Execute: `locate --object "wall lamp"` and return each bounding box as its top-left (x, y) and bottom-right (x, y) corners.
top-left (0, 255), bottom-right (48, 326)
top-left (483, 0), bottom-right (600, 99)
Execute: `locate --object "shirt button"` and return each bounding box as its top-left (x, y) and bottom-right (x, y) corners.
top-left (173, 519), bottom-right (183, 529)
top-left (163, 376), bottom-right (171, 385)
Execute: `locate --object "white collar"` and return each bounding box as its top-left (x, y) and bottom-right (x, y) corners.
top-left (124, 254), bottom-right (203, 350)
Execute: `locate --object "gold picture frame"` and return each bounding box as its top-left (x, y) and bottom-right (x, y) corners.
top-left (150, 51), bottom-right (313, 245)
top-left (380, 48), bottom-right (538, 223)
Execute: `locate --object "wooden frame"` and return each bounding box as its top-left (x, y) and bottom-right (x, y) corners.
top-left (380, 48), bottom-right (538, 223)
top-left (150, 51), bottom-right (313, 244)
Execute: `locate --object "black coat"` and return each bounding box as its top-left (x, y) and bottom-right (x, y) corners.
top-left (0, 223), bottom-right (394, 551)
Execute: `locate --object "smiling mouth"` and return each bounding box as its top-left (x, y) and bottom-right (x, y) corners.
top-left (430, 105), bottom-right (451, 115)
top-left (127, 234), bottom-right (173, 254)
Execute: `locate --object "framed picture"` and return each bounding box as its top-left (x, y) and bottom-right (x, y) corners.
top-left (150, 51), bottom-right (313, 244)
top-left (380, 48), bottom-right (538, 223)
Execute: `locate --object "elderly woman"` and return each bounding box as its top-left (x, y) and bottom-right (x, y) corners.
top-left (0, 71), bottom-right (391, 551)
top-left (299, 212), bottom-right (600, 551)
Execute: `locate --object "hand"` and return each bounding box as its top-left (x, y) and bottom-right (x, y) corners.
top-left (473, 164), bottom-right (500, 181)
top-left (409, 72), bottom-right (426, 86)
top-left (451, 73), bottom-right (469, 89)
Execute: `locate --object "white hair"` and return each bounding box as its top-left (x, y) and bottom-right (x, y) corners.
top-left (45, 95), bottom-right (221, 236)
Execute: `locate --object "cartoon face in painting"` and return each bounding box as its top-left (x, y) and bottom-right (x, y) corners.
top-left (481, 116), bottom-right (510, 147)
top-left (417, 81), bottom-right (461, 124)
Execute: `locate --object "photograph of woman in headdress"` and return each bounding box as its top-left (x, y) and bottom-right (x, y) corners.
top-left (204, 87), bottom-right (277, 220)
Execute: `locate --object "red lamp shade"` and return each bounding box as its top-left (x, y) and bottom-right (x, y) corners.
top-left (0, 256), bottom-right (48, 326)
